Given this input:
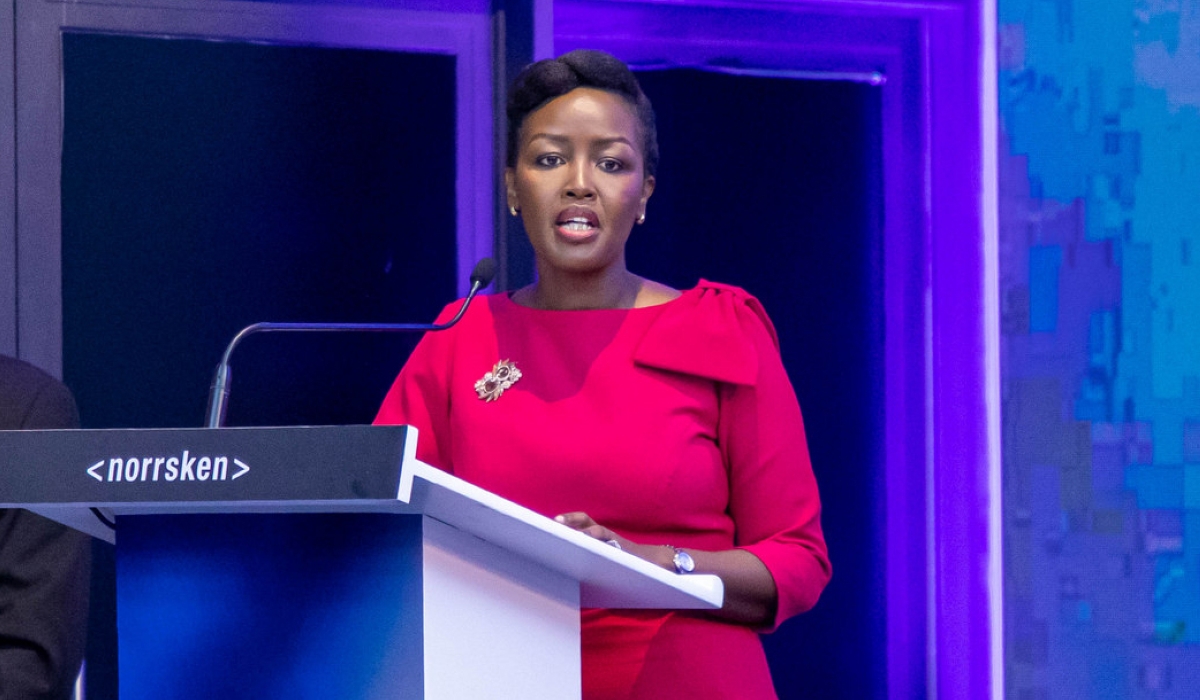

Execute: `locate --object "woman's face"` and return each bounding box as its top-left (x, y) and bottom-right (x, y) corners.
top-left (506, 87), bottom-right (655, 277)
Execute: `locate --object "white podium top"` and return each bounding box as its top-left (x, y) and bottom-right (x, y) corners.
top-left (397, 431), bottom-right (724, 611)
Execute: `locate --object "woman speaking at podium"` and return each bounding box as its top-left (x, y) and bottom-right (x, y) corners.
top-left (375, 49), bottom-right (830, 700)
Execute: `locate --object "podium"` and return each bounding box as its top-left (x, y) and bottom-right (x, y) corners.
top-left (0, 425), bottom-right (723, 698)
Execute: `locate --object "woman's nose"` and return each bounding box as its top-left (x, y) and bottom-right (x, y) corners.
top-left (563, 163), bottom-right (596, 199)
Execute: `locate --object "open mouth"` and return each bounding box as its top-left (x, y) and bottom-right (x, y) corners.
top-left (558, 217), bottom-right (596, 233)
top-left (555, 208), bottom-right (600, 239)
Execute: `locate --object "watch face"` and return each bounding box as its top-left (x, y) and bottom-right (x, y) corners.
top-left (673, 548), bottom-right (695, 574)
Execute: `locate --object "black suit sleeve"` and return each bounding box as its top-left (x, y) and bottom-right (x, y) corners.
top-left (0, 359), bottom-right (91, 700)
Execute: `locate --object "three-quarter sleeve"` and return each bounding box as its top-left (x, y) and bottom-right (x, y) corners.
top-left (634, 281), bottom-right (831, 630)
top-left (716, 295), bottom-right (831, 628)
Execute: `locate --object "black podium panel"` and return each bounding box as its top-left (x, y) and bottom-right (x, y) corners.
top-left (0, 425), bottom-right (409, 506)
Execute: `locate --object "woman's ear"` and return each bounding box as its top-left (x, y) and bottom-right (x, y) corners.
top-left (639, 175), bottom-right (656, 217)
top-left (505, 169), bottom-right (518, 212)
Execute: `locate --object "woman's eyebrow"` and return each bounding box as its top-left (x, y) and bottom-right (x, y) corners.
top-left (592, 136), bottom-right (636, 148)
top-left (526, 133), bottom-right (634, 148)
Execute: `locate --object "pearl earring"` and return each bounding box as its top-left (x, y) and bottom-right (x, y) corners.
top-left (509, 206), bottom-right (520, 217)
top-left (637, 214), bottom-right (646, 225)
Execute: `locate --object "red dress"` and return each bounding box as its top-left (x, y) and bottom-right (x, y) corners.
top-left (375, 281), bottom-right (830, 699)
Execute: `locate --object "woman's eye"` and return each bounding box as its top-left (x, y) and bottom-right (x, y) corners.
top-left (535, 154), bottom-right (565, 167)
top-left (598, 158), bottom-right (624, 173)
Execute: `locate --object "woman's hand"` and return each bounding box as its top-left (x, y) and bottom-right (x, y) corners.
top-left (554, 512), bottom-right (675, 570)
top-left (554, 511), bottom-right (779, 627)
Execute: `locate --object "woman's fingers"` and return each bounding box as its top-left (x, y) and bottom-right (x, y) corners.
top-left (555, 512), bottom-right (614, 542)
top-left (555, 512), bottom-right (673, 570)
top-left (554, 511), bottom-right (594, 528)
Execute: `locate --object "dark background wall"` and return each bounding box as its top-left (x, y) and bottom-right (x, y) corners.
top-left (60, 38), bottom-right (882, 698)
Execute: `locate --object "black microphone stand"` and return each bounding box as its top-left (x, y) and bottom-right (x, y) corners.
top-left (204, 258), bottom-right (495, 428)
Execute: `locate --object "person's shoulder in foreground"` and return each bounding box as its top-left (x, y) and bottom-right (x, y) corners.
top-left (0, 355), bottom-right (79, 430)
top-left (0, 354), bottom-right (91, 700)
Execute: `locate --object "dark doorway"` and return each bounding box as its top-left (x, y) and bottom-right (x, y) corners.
top-left (61, 34), bottom-right (457, 432)
top-left (629, 69), bottom-right (886, 699)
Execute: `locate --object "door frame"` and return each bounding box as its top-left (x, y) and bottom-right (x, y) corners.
top-left (6, 0), bottom-right (495, 373)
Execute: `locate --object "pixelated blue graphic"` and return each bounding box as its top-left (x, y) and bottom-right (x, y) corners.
top-left (1002, 0), bottom-right (1200, 696)
top-left (1029, 246), bottom-right (1062, 333)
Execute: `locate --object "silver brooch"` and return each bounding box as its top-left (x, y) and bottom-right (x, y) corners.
top-left (475, 359), bottom-right (522, 402)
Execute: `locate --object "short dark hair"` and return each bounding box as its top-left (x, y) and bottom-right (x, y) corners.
top-left (506, 49), bottom-right (659, 178)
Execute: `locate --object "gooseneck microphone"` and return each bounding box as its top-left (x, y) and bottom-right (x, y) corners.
top-left (204, 258), bottom-right (497, 428)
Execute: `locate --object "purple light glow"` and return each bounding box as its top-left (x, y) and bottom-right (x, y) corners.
top-left (979, 0), bottom-right (1003, 697)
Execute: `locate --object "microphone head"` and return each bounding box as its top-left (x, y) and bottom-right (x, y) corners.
top-left (470, 258), bottom-right (497, 289)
